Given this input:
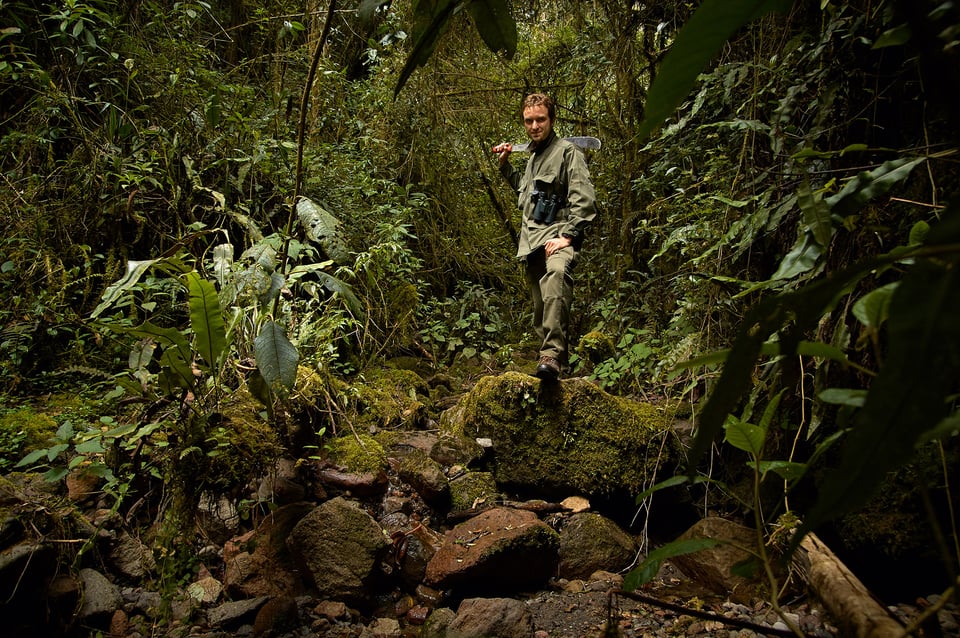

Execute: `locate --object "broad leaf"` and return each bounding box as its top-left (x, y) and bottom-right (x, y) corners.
top-left (255, 320), bottom-right (299, 390)
top-left (186, 272), bottom-right (227, 373)
top-left (798, 180), bottom-right (833, 247)
top-left (394, 0), bottom-right (459, 97)
top-left (637, 0), bottom-right (791, 141)
top-left (771, 231), bottom-right (823, 280)
top-left (723, 415), bottom-right (765, 457)
top-left (114, 322), bottom-right (195, 390)
top-left (296, 197), bottom-right (350, 263)
top-left (466, 0), bottom-right (516, 58)
top-left (852, 282), bottom-right (898, 329)
top-left (826, 157), bottom-right (926, 218)
top-left (91, 258), bottom-right (158, 318)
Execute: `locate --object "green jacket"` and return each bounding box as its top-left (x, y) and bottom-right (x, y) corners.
top-left (500, 132), bottom-right (597, 259)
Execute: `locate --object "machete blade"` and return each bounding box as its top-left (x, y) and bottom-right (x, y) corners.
top-left (507, 136), bottom-right (602, 153)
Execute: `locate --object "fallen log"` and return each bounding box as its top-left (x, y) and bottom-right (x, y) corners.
top-left (792, 532), bottom-right (907, 638)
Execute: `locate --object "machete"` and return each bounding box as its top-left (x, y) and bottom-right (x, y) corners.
top-left (496, 136), bottom-right (602, 153)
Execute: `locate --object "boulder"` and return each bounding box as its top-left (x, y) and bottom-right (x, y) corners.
top-left (286, 496), bottom-right (390, 604)
top-left (77, 568), bottom-right (122, 624)
top-left (424, 507), bottom-right (559, 594)
top-left (439, 372), bottom-right (682, 498)
top-left (558, 512), bottom-right (638, 580)
top-left (397, 447), bottom-right (450, 507)
top-left (668, 517), bottom-right (762, 601)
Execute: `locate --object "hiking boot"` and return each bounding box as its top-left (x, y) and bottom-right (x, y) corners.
top-left (535, 355), bottom-right (561, 380)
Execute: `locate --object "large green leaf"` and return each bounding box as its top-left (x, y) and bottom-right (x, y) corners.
top-left (826, 157), bottom-right (926, 218)
top-left (91, 258), bottom-right (159, 319)
top-left (466, 0), bottom-right (516, 58)
top-left (637, 0), bottom-right (792, 141)
top-left (186, 272), bottom-right (227, 373)
top-left (254, 320), bottom-right (299, 390)
top-left (115, 321), bottom-right (195, 391)
top-left (394, 0), bottom-right (459, 97)
top-left (296, 197), bottom-right (350, 264)
top-left (798, 180), bottom-right (833, 247)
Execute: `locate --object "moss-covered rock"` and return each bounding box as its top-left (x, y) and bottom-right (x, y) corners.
top-left (449, 471), bottom-right (501, 514)
top-left (326, 433), bottom-right (387, 475)
top-left (352, 367), bottom-right (430, 431)
top-left (440, 372), bottom-right (682, 499)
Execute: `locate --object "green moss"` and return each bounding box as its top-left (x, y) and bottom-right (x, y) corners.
top-left (450, 471), bottom-right (500, 513)
top-left (576, 331), bottom-right (616, 365)
top-left (441, 372), bottom-right (682, 497)
top-left (351, 367), bottom-right (429, 430)
top-left (327, 433), bottom-right (387, 474)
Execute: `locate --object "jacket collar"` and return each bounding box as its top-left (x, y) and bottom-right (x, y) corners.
top-left (530, 130), bottom-right (557, 154)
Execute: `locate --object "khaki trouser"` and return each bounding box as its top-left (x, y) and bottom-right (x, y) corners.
top-left (525, 246), bottom-right (579, 365)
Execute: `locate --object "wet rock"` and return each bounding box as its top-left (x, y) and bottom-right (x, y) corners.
top-left (397, 448), bottom-right (449, 507)
top-left (187, 575), bottom-right (223, 605)
top-left (558, 512), bottom-right (638, 580)
top-left (420, 607), bottom-right (457, 638)
top-left (424, 507), bottom-right (559, 594)
top-left (429, 432), bottom-right (485, 467)
top-left (446, 597), bottom-right (534, 638)
top-left (286, 496), bottom-right (391, 604)
top-left (196, 494), bottom-right (242, 545)
top-left (316, 466), bottom-right (390, 497)
top-left (362, 616), bottom-right (402, 637)
top-left (252, 595), bottom-right (299, 636)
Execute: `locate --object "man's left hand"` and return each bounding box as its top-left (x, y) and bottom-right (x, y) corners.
top-left (544, 236), bottom-right (572, 257)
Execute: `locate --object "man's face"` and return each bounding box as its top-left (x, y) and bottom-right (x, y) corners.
top-left (522, 104), bottom-right (553, 145)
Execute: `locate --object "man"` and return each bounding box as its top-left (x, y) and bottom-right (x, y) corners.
top-left (492, 93), bottom-right (597, 380)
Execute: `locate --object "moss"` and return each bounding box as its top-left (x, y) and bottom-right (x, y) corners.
top-left (327, 433), bottom-right (387, 475)
top-left (181, 388), bottom-right (282, 495)
top-left (441, 372), bottom-right (682, 497)
top-left (351, 367), bottom-right (429, 431)
top-left (450, 471), bottom-right (501, 513)
top-left (576, 331), bottom-right (616, 365)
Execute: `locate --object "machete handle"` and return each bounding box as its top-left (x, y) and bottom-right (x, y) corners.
top-left (491, 143), bottom-right (512, 153)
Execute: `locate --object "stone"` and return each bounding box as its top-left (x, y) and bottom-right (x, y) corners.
top-left (109, 531), bottom-right (156, 579)
top-left (449, 471), bottom-right (500, 514)
top-left (439, 372), bottom-right (683, 498)
top-left (424, 507), bottom-right (559, 594)
top-left (286, 496), bottom-right (390, 604)
top-left (669, 517), bottom-right (763, 601)
top-left (206, 596), bottom-right (269, 628)
top-left (223, 501), bottom-right (313, 599)
top-left (558, 512), bottom-right (637, 580)
top-left (77, 568), bottom-right (122, 623)
top-left (252, 596), bottom-right (299, 636)
top-left (397, 447), bottom-right (450, 506)
top-left (446, 597), bottom-right (534, 638)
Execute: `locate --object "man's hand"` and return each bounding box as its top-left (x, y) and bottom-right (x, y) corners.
top-left (544, 235), bottom-right (572, 257)
top-left (491, 142), bottom-right (512, 165)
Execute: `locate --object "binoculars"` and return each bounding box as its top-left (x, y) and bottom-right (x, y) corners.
top-left (531, 189), bottom-right (561, 225)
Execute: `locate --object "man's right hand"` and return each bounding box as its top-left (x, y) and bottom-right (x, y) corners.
top-left (491, 142), bottom-right (512, 165)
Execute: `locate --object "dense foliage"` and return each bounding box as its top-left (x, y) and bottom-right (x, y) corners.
top-left (1, 0), bottom-right (957, 604)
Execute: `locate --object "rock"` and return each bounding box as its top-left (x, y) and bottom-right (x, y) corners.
top-left (207, 596), bottom-right (270, 628)
top-left (420, 606), bottom-right (457, 638)
top-left (439, 372), bottom-right (682, 498)
top-left (362, 616), bottom-right (402, 637)
top-left (252, 595), bottom-right (300, 636)
top-left (449, 471), bottom-right (500, 515)
top-left (558, 512), bottom-right (637, 580)
top-left (109, 531), bottom-right (156, 579)
top-left (424, 507), bottom-right (559, 594)
top-left (316, 466), bottom-right (390, 497)
top-left (196, 494), bottom-right (241, 545)
top-left (446, 597), bottom-right (534, 638)
top-left (561, 495), bottom-right (591, 512)
top-left (314, 599), bottom-right (350, 621)
top-left (669, 517), bottom-right (763, 601)
top-left (65, 468), bottom-right (101, 503)
top-left (223, 501), bottom-right (313, 598)
top-left (186, 575), bottom-right (223, 605)
top-left (429, 433), bottom-right (485, 467)
top-left (286, 496), bottom-right (391, 604)
top-left (397, 447), bottom-right (450, 506)
top-left (77, 567), bottom-right (122, 623)
top-left (395, 523), bottom-right (444, 588)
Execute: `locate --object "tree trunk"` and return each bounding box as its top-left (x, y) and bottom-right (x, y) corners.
top-left (792, 532), bottom-right (906, 638)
